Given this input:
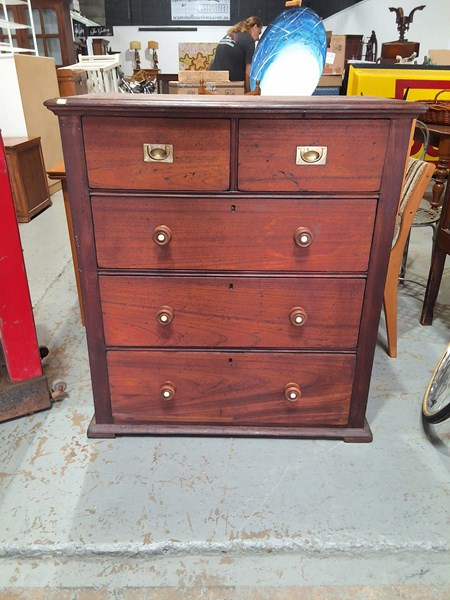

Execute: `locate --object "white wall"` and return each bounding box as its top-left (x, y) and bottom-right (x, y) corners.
top-left (0, 56), bottom-right (27, 137)
top-left (323, 0), bottom-right (450, 61)
top-left (87, 0), bottom-right (450, 76)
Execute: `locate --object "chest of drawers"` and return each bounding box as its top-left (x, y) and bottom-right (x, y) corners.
top-left (46, 94), bottom-right (420, 442)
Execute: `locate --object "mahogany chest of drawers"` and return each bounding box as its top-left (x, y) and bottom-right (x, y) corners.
top-left (46, 94), bottom-right (420, 442)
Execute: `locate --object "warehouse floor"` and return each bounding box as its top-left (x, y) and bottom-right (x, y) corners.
top-left (0, 189), bottom-right (449, 599)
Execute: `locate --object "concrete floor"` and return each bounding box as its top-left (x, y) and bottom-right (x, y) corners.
top-left (0, 188), bottom-right (449, 599)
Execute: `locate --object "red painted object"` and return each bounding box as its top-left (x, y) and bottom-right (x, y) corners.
top-left (0, 134), bottom-right (42, 382)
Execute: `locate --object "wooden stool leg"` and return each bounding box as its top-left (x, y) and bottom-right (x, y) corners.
top-left (420, 248), bottom-right (447, 325)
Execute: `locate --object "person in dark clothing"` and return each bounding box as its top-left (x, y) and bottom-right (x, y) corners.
top-left (210, 16), bottom-right (263, 92)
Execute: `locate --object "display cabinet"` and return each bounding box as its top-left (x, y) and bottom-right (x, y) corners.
top-left (0, 0), bottom-right (76, 66)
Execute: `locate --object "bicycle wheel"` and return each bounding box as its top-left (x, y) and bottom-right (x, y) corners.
top-left (422, 343), bottom-right (450, 423)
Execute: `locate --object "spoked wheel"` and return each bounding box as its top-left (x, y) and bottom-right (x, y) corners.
top-left (422, 343), bottom-right (450, 424)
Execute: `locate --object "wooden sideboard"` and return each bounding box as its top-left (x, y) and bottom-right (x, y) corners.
top-left (46, 94), bottom-right (421, 441)
top-left (4, 137), bottom-right (52, 222)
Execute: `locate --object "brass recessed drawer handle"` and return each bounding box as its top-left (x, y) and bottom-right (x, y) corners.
top-left (143, 144), bottom-right (173, 163)
top-left (157, 305), bottom-right (174, 325)
top-left (153, 225), bottom-right (172, 246)
top-left (160, 381), bottom-right (176, 400)
top-left (293, 226), bottom-right (313, 248)
top-left (290, 307), bottom-right (307, 327)
top-left (284, 382), bottom-right (302, 402)
top-left (296, 146), bottom-right (327, 165)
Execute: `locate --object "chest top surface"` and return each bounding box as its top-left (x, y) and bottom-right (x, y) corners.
top-left (46, 93), bottom-right (424, 120)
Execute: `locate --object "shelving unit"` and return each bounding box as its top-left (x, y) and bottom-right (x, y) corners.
top-left (0, 0), bottom-right (37, 56)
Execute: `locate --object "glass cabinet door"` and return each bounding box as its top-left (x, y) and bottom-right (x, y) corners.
top-left (32, 7), bottom-right (62, 65)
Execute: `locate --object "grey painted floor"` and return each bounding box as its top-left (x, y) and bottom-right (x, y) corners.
top-left (0, 189), bottom-right (449, 598)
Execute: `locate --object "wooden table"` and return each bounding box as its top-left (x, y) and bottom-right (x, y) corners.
top-left (156, 73), bottom-right (178, 94)
top-left (421, 124), bottom-right (450, 325)
top-left (428, 124), bottom-right (450, 208)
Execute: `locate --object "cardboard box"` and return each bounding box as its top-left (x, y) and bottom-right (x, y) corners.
top-left (317, 74), bottom-right (343, 87)
top-left (169, 81), bottom-right (245, 95)
top-left (323, 35), bottom-right (363, 76)
top-left (323, 34), bottom-right (346, 75)
top-left (178, 70), bottom-right (229, 83)
top-left (428, 49), bottom-right (450, 65)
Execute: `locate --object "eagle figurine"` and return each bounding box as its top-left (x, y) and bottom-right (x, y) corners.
top-left (389, 5), bottom-right (426, 41)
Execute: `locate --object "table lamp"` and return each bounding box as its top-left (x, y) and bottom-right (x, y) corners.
top-left (148, 41), bottom-right (159, 69)
top-left (130, 40), bottom-right (141, 69)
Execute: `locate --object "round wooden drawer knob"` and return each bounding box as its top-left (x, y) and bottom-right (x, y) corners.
top-left (293, 227), bottom-right (313, 248)
top-left (156, 305), bottom-right (174, 325)
top-left (284, 382), bottom-right (301, 402)
top-left (153, 225), bottom-right (172, 246)
top-left (160, 381), bottom-right (176, 400)
top-left (290, 307), bottom-right (307, 327)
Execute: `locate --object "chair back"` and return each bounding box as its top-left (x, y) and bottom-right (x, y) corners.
top-left (392, 157), bottom-right (435, 249)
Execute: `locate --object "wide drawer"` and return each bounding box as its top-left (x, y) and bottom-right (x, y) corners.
top-left (238, 119), bottom-right (389, 192)
top-left (100, 275), bottom-right (365, 349)
top-left (92, 197), bottom-right (376, 272)
top-left (82, 116), bottom-right (231, 191)
top-left (107, 350), bottom-right (355, 426)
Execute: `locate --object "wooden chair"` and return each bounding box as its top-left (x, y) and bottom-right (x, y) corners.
top-left (400, 120), bottom-right (440, 278)
top-left (383, 157), bottom-right (435, 357)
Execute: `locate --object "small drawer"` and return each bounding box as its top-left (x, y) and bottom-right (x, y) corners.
top-left (107, 350), bottom-right (355, 427)
top-left (92, 196), bottom-right (376, 272)
top-left (100, 275), bottom-right (365, 350)
top-left (238, 119), bottom-right (389, 192)
top-left (83, 116), bottom-right (231, 191)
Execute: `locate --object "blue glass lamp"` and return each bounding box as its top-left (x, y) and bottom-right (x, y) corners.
top-left (250, 4), bottom-right (327, 95)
